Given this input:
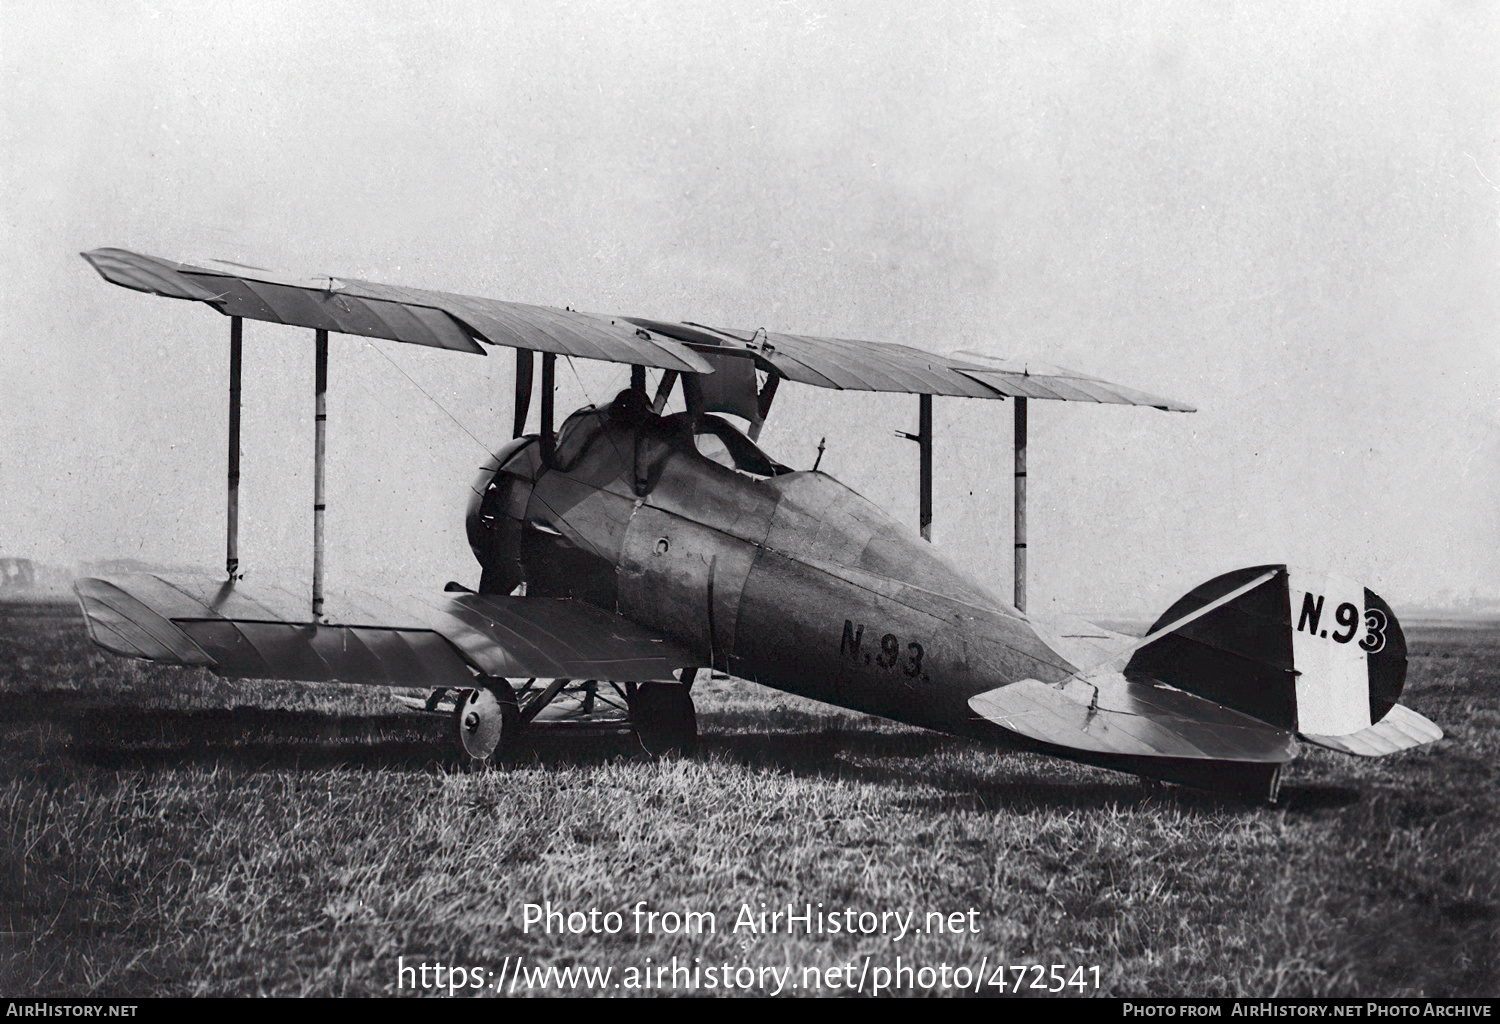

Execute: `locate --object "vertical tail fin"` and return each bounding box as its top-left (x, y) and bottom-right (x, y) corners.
top-left (1125, 565), bottom-right (1409, 738)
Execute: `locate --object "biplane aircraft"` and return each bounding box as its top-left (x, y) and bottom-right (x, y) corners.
top-left (74, 248), bottom-right (1442, 801)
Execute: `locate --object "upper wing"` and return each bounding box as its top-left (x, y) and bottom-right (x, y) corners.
top-left (81, 248), bottom-right (715, 373)
top-left (76, 572), bottom-right (695, 684)
top-left (627, 320), bottom-right (1195, 410)
top-left (83, 248), bottom-right (1193, 410)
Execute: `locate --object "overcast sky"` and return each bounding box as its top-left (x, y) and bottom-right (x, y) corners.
top-left (2, 1), bottom-right (1496, 616)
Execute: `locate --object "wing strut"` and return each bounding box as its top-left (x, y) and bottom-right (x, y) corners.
top-left (226, 316), bottom-right (242, 579)
top-left (513, 348), bottom-right (534, 439)
top-left (1014, 396), bottom-right (1027, 612)
top-left (896, 394), bottom-right (935, 542)
top-left (896, 392), bottom-right (1025, 611)
top-left (920, 394), bottom-right (933, 541)
top-left (540, 351), bottom-right (556, 465)
top-left (313, 329), bottom-right (329, 619)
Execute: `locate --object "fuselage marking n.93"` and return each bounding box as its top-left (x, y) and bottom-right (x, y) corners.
top-left (840, 620), bottom-right (929, 683)
top-left (1295, 592), bottom-right (1387, 654)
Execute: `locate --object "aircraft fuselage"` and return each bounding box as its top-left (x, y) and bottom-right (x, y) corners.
top-left (466, 394), bottom-right (1074, 742)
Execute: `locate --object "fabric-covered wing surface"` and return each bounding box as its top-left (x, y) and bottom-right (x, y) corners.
top-left (81, 248), bottom-right (715, 373)
top-left (84, 248), bottom-right (1193, 409)
top-left (76, 573), bottom-right (695, 685)
top-left (969, 672), bottom-right (1298, 765)
top-left (1300, 703), bottom-right (1443, 757)
top-left (627, 322), bottom-right (1194, 410)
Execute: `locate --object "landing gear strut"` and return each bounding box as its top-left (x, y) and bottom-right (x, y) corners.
top-left (629, 681), bottom-right (699, 756)
top-left (453, 678), bottom-right (519, 767)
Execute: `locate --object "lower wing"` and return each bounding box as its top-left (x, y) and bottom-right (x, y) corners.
top-left (75, 572), bottom-right (695, 685)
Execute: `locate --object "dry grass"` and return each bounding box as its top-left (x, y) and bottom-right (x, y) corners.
top-left (0, 600), bottom-right (1495, 996)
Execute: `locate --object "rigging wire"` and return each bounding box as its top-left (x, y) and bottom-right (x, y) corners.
top-left (361, 340), bottom-right (496, 457)
top-left (563, 354), bottom-right (641, 471)
top-left (563, 354), bottom-right (597, 408)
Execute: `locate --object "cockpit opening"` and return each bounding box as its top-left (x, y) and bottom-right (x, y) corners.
top-left (689, 413), bottom-right (789, 478)
top-left (550, 388), bottom-right (791, 480)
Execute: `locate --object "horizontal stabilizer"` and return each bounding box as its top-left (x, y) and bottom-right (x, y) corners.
top-left (75, 572), bottom-right (695, 685)
top-left (1300, 703), bottom-right (1442, 757)
top-left (968, 672), bottom-right (1298, 765)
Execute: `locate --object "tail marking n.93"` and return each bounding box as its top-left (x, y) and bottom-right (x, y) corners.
top-left (1295, 591), bottom-right (1387, 654)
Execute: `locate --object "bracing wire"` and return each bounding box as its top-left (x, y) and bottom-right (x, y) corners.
top-left (563, 354), bottom-right (641, 471)
top-left (563, 355), bottom-right (596, 408)
top-left (361, 340), bottom-right (496, 456)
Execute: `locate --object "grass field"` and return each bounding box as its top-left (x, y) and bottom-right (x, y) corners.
top-left (0, 598), bottom-right (1495, 997)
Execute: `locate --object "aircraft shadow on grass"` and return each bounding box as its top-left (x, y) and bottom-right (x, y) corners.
top-left (24, 704), bottom-right (1363, 814)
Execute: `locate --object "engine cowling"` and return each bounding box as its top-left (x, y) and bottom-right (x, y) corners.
top-left (465, 436), bottom-right (538, 595)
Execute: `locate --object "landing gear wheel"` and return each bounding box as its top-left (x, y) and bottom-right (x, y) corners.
top-left (453, 679), bottom-right (520, 767)
top-left (631, 682), bottom-right (698, 756)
